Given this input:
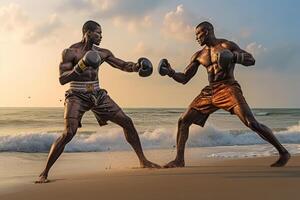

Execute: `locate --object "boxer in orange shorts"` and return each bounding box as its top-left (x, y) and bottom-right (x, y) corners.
top-left (158, 21), bottom-right (290, 168)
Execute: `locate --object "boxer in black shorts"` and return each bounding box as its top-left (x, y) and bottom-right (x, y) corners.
top-left (36, 20), bottom-right (159, 183)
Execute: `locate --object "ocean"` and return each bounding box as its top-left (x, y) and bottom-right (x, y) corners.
top-left (0, 107), bottom-right (299, 157)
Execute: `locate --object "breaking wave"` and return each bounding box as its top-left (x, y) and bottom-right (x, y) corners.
top-left (0, 123), bottom-right (299, 153)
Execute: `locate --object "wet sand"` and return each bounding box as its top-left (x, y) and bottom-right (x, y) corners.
top-left (1, 154), bottom-right (299, 200)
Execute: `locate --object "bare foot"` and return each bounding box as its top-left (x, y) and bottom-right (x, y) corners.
top-left (163, 160), bottom-right (185, 168)
top-left (35, 175), bottom-right (50, 184)
top-left (271, 152), bottom-right (291, 167)
top-left (35, 172), bottom-right (50, 184)
top-left (140, 160), bottom-right (161, 168)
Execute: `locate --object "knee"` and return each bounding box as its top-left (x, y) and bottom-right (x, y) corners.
top-left (246, 120), bottom-right (260, 131)
top-left (121, 115), bottom-right (134, 128)
top-left (178, 116), bottom-right (184, 125)
top-left (61, 126), bottom-right (76, 144)
top-left (61, 119), bottom-right (78, 144)
top-left (60, 132), bottom-right (74, 144)
top-left (178, 115), bottom-right (191, 128)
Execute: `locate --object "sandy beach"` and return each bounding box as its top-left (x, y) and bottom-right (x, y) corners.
top-left (1, 152), bottom-right (299, 200)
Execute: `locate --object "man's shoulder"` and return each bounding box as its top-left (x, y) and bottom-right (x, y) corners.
top-left (61, 48), bottom-right (75, 58)
top-left (217, 38), bottom-right (229, 43)
top-left (68, 42), bottom-right (82, 49)
top-left (217, 39), bottom-right (238, 49)
top-left (93, 46), bottom-right (113, 58)
top-left (94, 46), bottom-right (111, 53)
top-left (191, 50), bottom-right (203, 63)
top-left (62, 42), bottom-right (81, 54)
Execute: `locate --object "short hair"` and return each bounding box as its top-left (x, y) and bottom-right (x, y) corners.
top-left (196, 21), bottom-right (214, 32)
top-left (82, 20), bottom-right (100, 35)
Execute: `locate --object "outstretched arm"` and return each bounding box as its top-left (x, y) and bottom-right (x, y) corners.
top-left (223, 41), bottom-right (255, 66)
top-left (59, 49), bottom-right (78, 85)
top-left (159, 51), bottom-right (201, 85)
top-left (171, 61), bottom-right (200, 84)
top-left (104, 49), bottom-right (139, 72)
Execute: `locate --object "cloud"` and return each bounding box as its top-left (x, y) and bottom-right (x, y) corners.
top-left (23, 14), bottom-right (63, 44)
top-left (58, 0), bottom-right (163, 32)
top-left (59, 0), bottom-right (93, 11)
top-left (161, 5), bottom-right (198, 42)
top-left (132, 41), bottom-right (156, 56)
top-left (60, 0), bottom-right (162, 18)
top-left (92, 0), bottom-right (162, 18)
top-left (245, 42), bottom-right (299, 72)
top-left (0, 3), bottom-right (29, 32)
top-left (112, 15), bottom-right (152, 32)
top-left (246, 42), bottom-right (267, 57)
top-left (0, 3), bottom-right (64, 44)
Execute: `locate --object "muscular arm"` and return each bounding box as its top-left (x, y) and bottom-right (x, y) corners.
top-left (59, 49), bottom-right (78, 85)
top-left (171, 62), bottom-right (200, 84)
top-left (104, 49), bottom-right (138, 72)
top-left (223, 41), bottom-right (255, 66)
top-left (170, 52), bottom-right (200, 84)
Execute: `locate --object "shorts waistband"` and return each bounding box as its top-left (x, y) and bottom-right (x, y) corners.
top-left (70, 81), bottom-right (100, 92)
top-left (209, 79), bottom-right (236, 87)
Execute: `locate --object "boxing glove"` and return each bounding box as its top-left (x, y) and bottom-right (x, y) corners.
top-left (74, 50), bottom-right (101, 74)
top-left (158, 58), bottom-right (175, 77)
top-left (217, 49), bottom-right (234, 69)
top-left (137, 57), bottom-right (153, 77)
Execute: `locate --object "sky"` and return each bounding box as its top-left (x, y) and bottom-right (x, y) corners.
top-left (0, 0), bottom-right (299, 108)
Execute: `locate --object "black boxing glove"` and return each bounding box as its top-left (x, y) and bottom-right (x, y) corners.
top-left (137, 57), bottom-right (153, 77)
top-left (74, 50), bottom-right (101, 74)
top-left (158, 58), bottom-right (175, 77)
top-left (217, 49), bottom-right (234, 69)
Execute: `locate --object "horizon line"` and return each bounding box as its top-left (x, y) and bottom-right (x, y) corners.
top-left (0, 106), bottom-right (299, 109)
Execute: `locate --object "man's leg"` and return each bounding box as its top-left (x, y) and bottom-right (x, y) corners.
top-left (233, 104), bottom-right (290, 167)
top-left (164, 108), bottom-right (207, 168)
top-left (109, 110), bottom-right (161, 168)
top-left (36, 118), bottom-right (79, 183)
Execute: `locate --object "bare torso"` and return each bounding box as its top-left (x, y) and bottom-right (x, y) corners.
top-left (61, 43), bottom-right (113, 82)
top-left (59, 42), bottom-right (137, 85)
top-left (196, 39), bottom-right (235, 83)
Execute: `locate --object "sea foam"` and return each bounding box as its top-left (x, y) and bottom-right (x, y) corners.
top-left (0, 123), bottom-right (300, 153)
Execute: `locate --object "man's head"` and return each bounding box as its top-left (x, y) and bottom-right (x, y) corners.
top-left (195, 21), bottom-right (214, 46)
top-left (82, 20), bottom-right (102, 45)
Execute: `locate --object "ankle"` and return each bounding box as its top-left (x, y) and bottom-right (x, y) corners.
top-left (175, 157), bottom-right (184, 163)
top-left (280, 149), bottom-right (289, 155)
